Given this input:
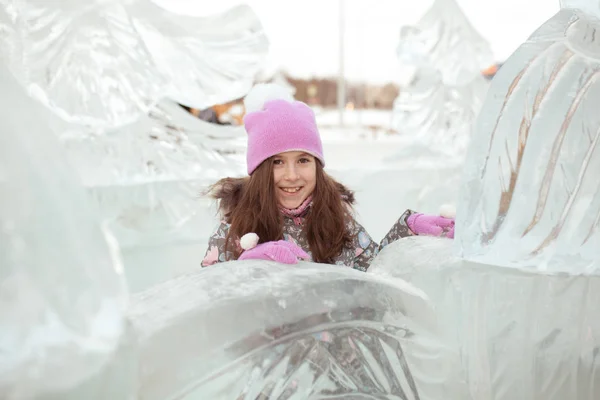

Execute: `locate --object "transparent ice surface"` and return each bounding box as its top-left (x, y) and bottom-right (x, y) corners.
top-left (0, 1), bottom-right (268, 129)
top-left (0, 67), bottom-right (133, 398)
top-left (328, 154), bottom-right (463, 241)
top-left (373, 4), bottom-right (600, 397)
top-left (456, 6), bottom-right (600, 271)
top-left (395, 0), bottom-right (493, 86)
top-left (128, 262), bottom-right (471, 399)
top-left (369, 236), bottom-right (600, 400)
top-left (133, 2), bottom-right (269, 110)
top-left (392, 0), bottom-right (492, 156)
top-left (561, 0), bottom-right (600, 18)
top-left (0, 0), bottom-right (262, 290)
top-left (61, 101), bottom-right (245, 250)
top-left (0, 0), bottom-right (163, 128)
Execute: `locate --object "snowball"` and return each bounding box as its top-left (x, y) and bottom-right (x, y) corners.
top-left (240, 233), bottom-right (259, 250)
top-left (439, 204), bottom-right (456, 219)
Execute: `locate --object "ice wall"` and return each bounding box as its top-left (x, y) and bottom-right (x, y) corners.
top-left (0, 66), bottom-right (134, 399)
top-left (0, 0), bottom-right (268, 292)
top-left (456, 3), bottom-right (600, 272)
top-left (370, 2), bottom-right (600, 398)
top-left (392, 0), bottom-right (493, 156)
top-left (129, 262), bottom-right (471, 399)
top-left (369, 237), bottom-right (600, 400)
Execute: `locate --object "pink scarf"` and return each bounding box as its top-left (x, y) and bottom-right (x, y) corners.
top-left (279, 195), bottom-right (313, 225)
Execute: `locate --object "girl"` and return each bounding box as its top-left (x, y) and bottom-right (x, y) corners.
top-left (201, 84), bottom-right (454, 271)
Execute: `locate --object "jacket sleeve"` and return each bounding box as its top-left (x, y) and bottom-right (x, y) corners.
top-left (201, 221), bottom-right (235, 267)
top-left (350, 222), bottom-right (380, 272)
top-left (348, 210), bottom-right (420, 271)
top-left (379, 209), bottom-right (416, 251)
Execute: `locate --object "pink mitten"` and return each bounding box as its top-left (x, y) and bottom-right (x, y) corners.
top-left (238, 233), bottom-right (309, 264)
top-left (406, 213), bottom-right (455, 238)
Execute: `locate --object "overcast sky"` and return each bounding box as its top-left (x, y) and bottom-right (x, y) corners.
top-left (155, 0), bottom-right (561, 83)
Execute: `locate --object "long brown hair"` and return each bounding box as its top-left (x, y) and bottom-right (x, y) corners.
top-left (207, 158), bottom-right (355, 263)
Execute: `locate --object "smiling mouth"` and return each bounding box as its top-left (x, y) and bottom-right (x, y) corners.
top-left (280, 187), bottom-right (303, 194)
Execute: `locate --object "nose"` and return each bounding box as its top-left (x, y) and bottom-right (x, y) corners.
top-left (283, 163), bottom-right (299, 181)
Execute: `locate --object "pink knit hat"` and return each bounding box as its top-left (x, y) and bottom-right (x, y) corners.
top-left (243, 84), bottom-right (325, 175)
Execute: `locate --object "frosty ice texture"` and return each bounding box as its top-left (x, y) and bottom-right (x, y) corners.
top-left (0, 0), bottom-right (265, 290)
top-left (369, 2), bottom-right (600, 398)
top-left (561, 0), bottom-right (600, 17)
top-left (1, 1), bottom-right (472, 398)
top-left (456, 6), bottom-right (600, 271)
top-left (0, 1), bottom-right (268, 129)
top-left (62, 102), bottom-right (245, 251)
top-left (134, 2), bottom-right (269, 111)
top-left (129, 262), bottom-right (470, 399)
top-left (0, 0), bottom-right (266, 395)
top-left (369, 237), bottom-right (600, 400)
top-left (392, 0), bottom-right (492, 155)
top-left (0, 66), bottom-right (132, 399)
top-left (396, 0), bottom-right (492, 87)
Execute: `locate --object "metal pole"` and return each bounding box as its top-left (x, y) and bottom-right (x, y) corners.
top-left (337, 0), bottom-right (345, 127)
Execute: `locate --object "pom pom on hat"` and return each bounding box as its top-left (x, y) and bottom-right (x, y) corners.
top-left (243, 83), bottom-right (294, 114)
top-left (439, 204), bottom-right (456, 219)
top-left (240, 232), bottom-right (259, 250)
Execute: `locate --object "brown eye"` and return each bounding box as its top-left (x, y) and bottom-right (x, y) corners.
top-left (298, 158), bottom-right (311, 164)
top-left (273, 159), bottom-right (283, 165)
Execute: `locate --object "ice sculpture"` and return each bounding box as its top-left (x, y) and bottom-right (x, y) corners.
top-left (60, 99), bottom-right (248, 291)
top-left (379, 0), bottom-right (493, 225)
top-left (370, 2), bottom-right (600, 399)
top-left (369, 237), bottom-right (600, 400)
top-left (561, 0), bottom-right (600, 16)
top-left (0, 0), bottom-right (267, 129)
top-left (157, 99), bottom-right (247, 160)
top-left (2, 24), bottom-right (472, 396)
top-left (392, 0), bottom-right (493, 155)
top-left (457, 2), bottom-right (600, 271)
top-left (0, 67), bottom-right (134, 399)
top-left (3, 1), bottom-right (475, 398)
top-left (0, 0), bottom-right (267, 291)
top-left (61, 102), bottom-right (245, 251)
top-left (129, 262), bottom-right (470, 399)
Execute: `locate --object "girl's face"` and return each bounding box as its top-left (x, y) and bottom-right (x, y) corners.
top-left (272, 151), bottom-right (317, 209)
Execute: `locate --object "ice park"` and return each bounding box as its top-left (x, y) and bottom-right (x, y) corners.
top-left (2, 0), bottom-right (600, 398)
